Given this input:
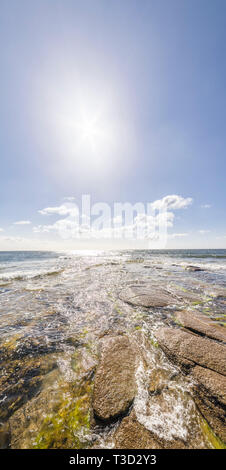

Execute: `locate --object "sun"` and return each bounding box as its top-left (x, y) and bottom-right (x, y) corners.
top-left (57, 100), bottom-right (115, 168)
top-left (76, 112), bottom-right (106, 151)
top-left (42, 81), bottom-right (131, 177)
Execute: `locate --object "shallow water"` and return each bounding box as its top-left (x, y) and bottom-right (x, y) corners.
top-left (0, 249), bottom-right (226, 448)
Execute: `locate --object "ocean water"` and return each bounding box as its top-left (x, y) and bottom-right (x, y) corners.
top-left (0, 249), bottom-right (226, 448)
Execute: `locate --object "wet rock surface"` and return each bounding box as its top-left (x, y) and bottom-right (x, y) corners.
top-left (119, 284), bottom-right (176, 308)
top-left (155, 327), bottom-right (226, 375)
top-left (192, 366), bottom-right (226, 442)
top-left (0, 352), bottom-right (57, 421)
top-left (93, 335), bottom-right (138, 422)
top-left (185, 265), bottom-right (204, 272)
top-left (0, 423), bottom-right (10, 449)
top-left (175, 311), bottom-right (226, 343)
top-left (148, 368), bottom-right (173, 395)
top-left (171, 287), bottom-right (203, 304)
top-left (1, 251), bottom-right (226, 449)
top-left (114, 415), bottom-right (162, 449)
top-left (155, 324), bottom-right (226, 442)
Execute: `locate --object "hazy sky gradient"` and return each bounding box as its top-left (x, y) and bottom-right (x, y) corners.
top-left (0, 0), bottom-right (226, 249)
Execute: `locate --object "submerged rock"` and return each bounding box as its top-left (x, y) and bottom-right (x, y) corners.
top-left (9, 368), bottom-right (93, 449)
top-left (0, 354), bottom-right (57, 421)
top-left (119, 285), bottom-right (175, 308)
top-left (185, 265), bottom-right (204, 272)
top-left (175, 311), bottom-right (226, 343)
top-left (71, 348), bottom-right (97, 378)
top-left (148, 368), bottom-right (173, 395)
top-left (92, 335), bottom-right (138, 422)
top-left (155, 327), bottom-right (226, 375)
top-left (0, 334), bottom-right (58, 422)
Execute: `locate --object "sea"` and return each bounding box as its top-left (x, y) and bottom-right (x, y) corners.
top-left (0, 249), bottom-right (226, 448)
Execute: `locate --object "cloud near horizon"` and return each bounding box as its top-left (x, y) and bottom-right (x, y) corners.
top-left (201, 204), bottom-right (212, 209)
top-left (33, 194), bottom-right (193, 241)
top-left (13, 220), bottom-right (31, 225)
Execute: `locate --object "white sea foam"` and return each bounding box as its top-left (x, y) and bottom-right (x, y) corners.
top-left (134, 360), bottom-right (195, 441)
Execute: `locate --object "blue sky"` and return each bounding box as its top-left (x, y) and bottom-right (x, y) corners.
top-left (0, 0), bottom-right (226, 249)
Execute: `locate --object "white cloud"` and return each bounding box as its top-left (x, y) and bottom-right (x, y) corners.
top-left (198, 230), bottom-right (210, 234)
top-left (63, 196), bottom-right (75, 201)
top-left (35, 194), bottom-right (193, 241)
top-left (0, 236), bottom-right (25, 242)
top-left (38, 203), bottom-right (78, 217)
top-left (151, 195), bottom-right (193, 211)
top-left (0, 228), bottom-right (4, 232)
top-left (14, 220), bottom-right (31, 225)
top-left (169, 233), bottom-right (188, 238)
top-left (201, 204), bottom-right (212, 209)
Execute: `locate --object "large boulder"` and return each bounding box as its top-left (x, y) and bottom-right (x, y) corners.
top-left (92, 335), bottom-right (138, 422)
top-left (119, 285), bottom-right (175, 308)
top-left (175, 311), bottom-right (226, 343)
top-left (155, 328), bottom-right (226, 375)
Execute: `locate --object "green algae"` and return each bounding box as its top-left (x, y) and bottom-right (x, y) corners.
top-left (0, 333), bottom-right (22, 353)
top-left (114, 304), bottom-right (124, 316)
top-left (125, 258), bottom-right (144, 264)
top-left (34, 396), bottom-right (90, 449)
top-left (201, 418), bottom-right (226, 449)
top-left (203, 306), bottom-right (211, 313)
top-left (71, 346), bottom-right (97, 376)
top-left (149, 337), bottom-right (159, 348)
top-left (33, 379), bottom-right (93, 449)
top-left (177, 286), bottom-right (189, 293)
top-left (85, 263), bottom-right (104, 271)
top-left (214, 315), bottom-right (226, 321)
top-left (173, 317), bottom-right (184, 328)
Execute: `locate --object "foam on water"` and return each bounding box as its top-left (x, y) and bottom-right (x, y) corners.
top-left (134, 360), bottom-right (195, 441)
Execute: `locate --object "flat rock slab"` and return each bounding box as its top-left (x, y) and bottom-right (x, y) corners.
top-left (93, 335), bottom-right (138, 422)
top-left (119, 285), bottom-right (175, 308)
top-left (192, 366), bottom-right (226, 442)
top-left (171, 287), bottom-right (203, 304)
top-left (192, 366), bottom-right (226, 405)
top-left (175, 311), bottom-right (226, 343)
top-left (114, 416), bottom-right (162, 449)
top-left (155, 328), bottom-right (226, 375)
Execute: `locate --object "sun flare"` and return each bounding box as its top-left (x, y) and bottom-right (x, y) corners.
top-left (39, 80), bottom-right (132, 177)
